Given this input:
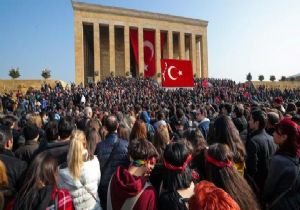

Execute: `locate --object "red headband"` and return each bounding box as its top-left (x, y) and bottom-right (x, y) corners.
top-left (206, 154), bottom-right (232, 168)
top-left (163, 154), bottom-right (192, 172)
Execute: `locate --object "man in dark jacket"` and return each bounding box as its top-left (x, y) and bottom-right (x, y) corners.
top-left (246, 109), bottom-right (277, 194)
top-left (0, 126), bottom-right (27, 191)
top-left (95, 115), bottom-right (129, 210)
top-left (15, 123), bottom-right (39, 164)
top-left (34, 117), bottom-right (75, 165)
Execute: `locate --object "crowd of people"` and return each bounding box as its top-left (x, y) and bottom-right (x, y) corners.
top-left (0, 76), bottom-right (300, 210)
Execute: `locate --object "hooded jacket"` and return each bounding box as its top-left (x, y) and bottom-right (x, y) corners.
top-left (59, 156), bottom-right (101, 210)
top-left (109, 166), bottom-right (157, 210)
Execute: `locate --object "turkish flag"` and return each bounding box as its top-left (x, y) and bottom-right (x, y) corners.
top-left (144, 31), bottom-right (156, 77)
top-left (202, 79), bottom-right (208, 88)
top-left (161, 59), bottom-right (194, 88)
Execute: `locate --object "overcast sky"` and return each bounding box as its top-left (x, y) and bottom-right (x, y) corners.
top-left (0, 0), bottom-right (299, 83)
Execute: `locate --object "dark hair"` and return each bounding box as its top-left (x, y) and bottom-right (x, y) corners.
top-left (23, 123), bottom-right (39, 141)
top-left (14, 151), bottom-right (58, 209)
top-left (184, 128), bottom-right (207, 155)
top-left (212, 116), bottom-right (246, 163)
top-left (220, 103), bottom-right (232, 115)
top-left (251, 109), bottom-right (267, 130)
top-left (58, 117), bottom-right (75, 139)
top-left (233, 105), bottom-right (244, 118)
top-left (105, 115), bottom-right (118, 133)
top-left (275, 118), bottom-right (300, 156)
top-left (267, 112), bottom-right (280, 126)
top-left (45, 121), bottom-right (59, 142)
top-left (0, 126), bottom-right (13, 149)
top-left (205, 144), bottom-right (259, 210)
top-left (128, 138), bottom-right (158, 160)
top-left (162, 142), bottom-right (193, 192)
top-left (0, 115), bottom-right (18, 128)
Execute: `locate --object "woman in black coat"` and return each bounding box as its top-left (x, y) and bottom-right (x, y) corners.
top-left (263, 118), bottom-right (300, 210)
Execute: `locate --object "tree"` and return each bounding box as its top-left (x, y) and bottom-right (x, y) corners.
top-left (41, 68), bottom-right (51, 80)
top-left (270, 75), bottom-right (276, 82)
top-left (246, 72), bottom-right (252, 82)
top-left (290, 77), bottom-right (295, 82)
top-left (280, 76), bottom-right (286, 81)
top-left (9, 67), bottom-right (20, 79)
top-left (258, 75), bottom-right (264, 82)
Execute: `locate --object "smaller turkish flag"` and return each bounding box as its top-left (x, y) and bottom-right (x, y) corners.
top-left (161, 59), bottom-right (194, 88)
top-left (202, 79), bottom-right (208, 88)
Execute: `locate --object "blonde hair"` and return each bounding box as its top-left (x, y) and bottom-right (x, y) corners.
top-left (0, 160), bottom-right (8, 187)
top-left (27, 113), bottom-right (43, 128)
top-left (68, 130), bottom-right (87, 180)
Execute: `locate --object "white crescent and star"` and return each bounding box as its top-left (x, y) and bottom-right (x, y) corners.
top-left (144, 40), bottom-right (154, 71)
top-left (167, 65), bottom-right (182, 81)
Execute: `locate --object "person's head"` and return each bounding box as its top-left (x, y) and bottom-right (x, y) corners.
top-left (189, 181), bottom-right (241, 210)
top-left (86, 128), bottom-right (100, 159)
top-left (162, 141), bottom-right (193, 192)
top-left (196, 107), bottom-right (207, 122)
top-left (249, 109), bottom-right (267, 131)
top-left (129, 119), bottom-right (147, 141)
top-left (0, 115), bottom-right (18, 129)
top-left (105, 115), bottom-right (119, 133)
top-left (84, 106), bottom-right (93, 118)
top-left (184, 128), bottom-right (207, 155)
top-left (45, 121), bottom-right (59, 142)
top-left (213, 116), bottom-right (246, 163)
top-left (23, 123), bottom-right (39, 141)
top-left (266, 112), bottom-right (280, 129)
top-left (118, 123), bottom-right (130, 141)
top-left (0, 126), bottom-right (13, 150)
top-left (285, 103), bottom-right (297, 116)
top-left (27, 113), bottom-right (43, 129)
top-left (154, 125), bottom-right (170, 157)
top-left (232, 104), bottom-right (244, 119)
top-left (219, 103), bottom-right (232, 116)
top-left (274, 118), bottom-right (300, 157)
top-left (128, 138), bottom-right (158, 176)
top-left (68, 130), bottom-right (87, 180)
top-left (14, 151), bottom-right (58, 209)
top-left (58, 117), bottom-right (75, 140)
top-left (86, 118), bottom-right (102, 133)
top-left (205, 143), bottom-right (259, 210)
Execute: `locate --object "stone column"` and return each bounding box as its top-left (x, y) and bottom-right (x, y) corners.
top-left (191, 34), bottom-right (197, 77)
top-left (179, 31), bottom-right (185, 59)
top-left (124, 25), bottom-right (130, 76)
top-left (93, 22), bottom-right (100, 81)
top-left (155, 29), bottom-right (161, 80)
top-left (74, 17), bottom-right (84, 84)
top-left (167, 30), bottom-right (173, 59)
top-left (109, 24), bottom-right (115, 76)
top-left (200, 29), bottom-right (208, 78)
top-left (138, 27), bottom-right (144, 77)
top-left (196, 36), bottom-right (201, 78)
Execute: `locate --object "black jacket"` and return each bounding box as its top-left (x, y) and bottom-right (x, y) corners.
top-left (33, 140), bottom-right (70, 165)
top-left (0, 149), bottom-right (27, 190)
top-left (15, 140), bottom-right (39, 164)
top-left (246, 129), bottom-right (277, 191)
top-left (263, 153), bottom-right (300, 210)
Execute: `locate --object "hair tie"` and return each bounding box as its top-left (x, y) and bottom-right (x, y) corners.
top-left (163, 154), bottom-right (192, 172)
top-left (206, 154), bottom-right (232, 168)
top-left (131, 159), bottom-right (146, 167)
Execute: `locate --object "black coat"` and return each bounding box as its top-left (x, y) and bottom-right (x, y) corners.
top-left (246, 129), bottom-right (277, 191)
top-left (263, 153), bottom-right (300, 210)
top-left (0, 149), bottom-right (27, 190)
top-left (15, 140), bottom-right (39, 164)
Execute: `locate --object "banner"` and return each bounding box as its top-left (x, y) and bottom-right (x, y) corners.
top-left (161, 59), bottom-right (194, 88)
top-left (143, 31), bottom-right (156, 77)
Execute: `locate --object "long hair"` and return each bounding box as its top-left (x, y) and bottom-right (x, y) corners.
top-left (85, 128), bottom-right (100, 160)
top-left (275, 118), bottom-right (300, 157)
top-left (14, 151), bottom-right (58, 209)
top-left (68, 130), bottom-right (87, 180)
top-left (162, 142), bottom-right (193, 192)
top-left (189, 181), bottom-right (240, 210)
top-left (0, 160), bottom-right (8, 187)
top-left (153, 125), bottom-right (170, 158)
top-left (205, 144), bottom-right (259, 210)
top-left (129, 119), bottom-right (147, 141)
top-left (212, 116), bottom-right (246, 163)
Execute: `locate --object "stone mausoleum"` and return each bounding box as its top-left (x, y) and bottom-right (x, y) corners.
top-left (72, 1), bottom-right (208, 84)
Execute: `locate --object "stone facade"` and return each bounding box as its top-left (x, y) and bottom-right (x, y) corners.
top-left (73, 2), bottom-right (209, 84)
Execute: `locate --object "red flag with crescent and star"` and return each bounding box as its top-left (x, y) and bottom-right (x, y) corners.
top-left (161, 59), bottom-right (194, 88)
top-left (144, 31), bottom-right (156, 77)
